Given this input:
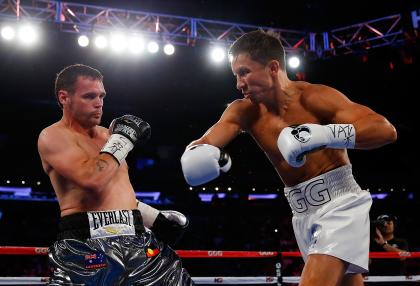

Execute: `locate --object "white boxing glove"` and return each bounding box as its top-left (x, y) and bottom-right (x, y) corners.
top-left (180, 144), bottom-right (232, 186)
top-left (277, 124), bottom-right (356, 168)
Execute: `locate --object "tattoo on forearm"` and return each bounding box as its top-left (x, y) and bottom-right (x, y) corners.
top-left (96, 159), bottom-right (108, 171)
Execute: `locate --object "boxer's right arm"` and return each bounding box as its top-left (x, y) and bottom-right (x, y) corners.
top-left (37, 115), bottom-right (150, 191)
top-left (38, 128), bottom-right (119, 191)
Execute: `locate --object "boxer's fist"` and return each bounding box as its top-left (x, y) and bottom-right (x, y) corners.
top-left (101, 114), bottom-right (151, 164)
top-left (181, 144), bottom-right (231, 186)
top-left (277, 124), bottom-right (355, 168)
top-left (151, 210), bottom-right (189, 246)
top-left (109, 115), bottom-right (151, 145)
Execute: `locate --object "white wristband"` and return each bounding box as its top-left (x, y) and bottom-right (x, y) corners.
top-left (325, 124), bottom-right (356, 149)
top-left (136, 200), bottom-right (160, 228)
top-left (100, 134), bottom-right (134, 164)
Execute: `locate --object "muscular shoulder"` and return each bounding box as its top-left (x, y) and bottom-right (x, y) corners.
top-left (223, 99), bottom-right (259, 130)
top-left (38, 123), bottom-right (74, 154)
top-left (300, 83), bottom-right (351, 118)
top-left (39, 122), bottom-right (68, 142)
top-left (301, 83), bottom-right (341, 102)
top-left (227, 99), bottom-right (256, 113)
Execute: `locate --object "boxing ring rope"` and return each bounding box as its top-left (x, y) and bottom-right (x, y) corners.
top-left (3, 247), bottom-right (420, 258)
top-left (1, 247), bottom-right (420, 284)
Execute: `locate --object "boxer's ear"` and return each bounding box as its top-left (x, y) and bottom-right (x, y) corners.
top-left (57, 90), bottom-right (69, 107)
top-left (267, 60), bottom-right (280, 75)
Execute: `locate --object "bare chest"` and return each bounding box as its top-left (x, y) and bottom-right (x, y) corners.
top-left (75, 134), bottom-right (108, 157)
top-left (249, 115), bottom-right (288, 162)
top-left (248, 106), bottom-right (317, 163)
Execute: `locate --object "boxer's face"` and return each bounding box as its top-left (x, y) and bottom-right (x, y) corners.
top-left (231, 53), bottom-right (274, 103)
top-left (65, 76), bottom-right (106, 127)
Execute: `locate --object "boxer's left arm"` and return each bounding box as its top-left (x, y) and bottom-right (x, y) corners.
top-left (137, 200), bottom-right (188, 246)
top-left (303, 84), bottom-right (397, 149)
top-left (181, 100), bottom-right (247, 185)
top-left (187, 99), bottom-right (246, 148)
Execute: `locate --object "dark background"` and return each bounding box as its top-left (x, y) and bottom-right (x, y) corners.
top-left (0, 0), bottom-right (418, 192)
top-left (0, 0), bottom-right (419, 279)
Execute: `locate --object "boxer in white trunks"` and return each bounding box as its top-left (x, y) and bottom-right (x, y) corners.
top-left (180, 30), bottom-right (397, 286)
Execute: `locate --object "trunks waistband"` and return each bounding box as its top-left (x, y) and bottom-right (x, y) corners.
top-left (284, 165), bottom-right (365, 215)
top-left (57, 209), bottom-right (145, 240)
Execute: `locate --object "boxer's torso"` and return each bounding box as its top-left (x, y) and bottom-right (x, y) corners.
top-left (40, 122), bottom-right (137, 216)
top-left (236, 81), bottom-right (350, 187)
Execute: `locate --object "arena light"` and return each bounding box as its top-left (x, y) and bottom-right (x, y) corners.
top-left (77, 35), bottom-right (89, 47)
top-left (248, 194), bottom-right (278, 200)
top-left (128, 36), bottom-right (145, 54)
top-left (17, 24), bottom-right (38, 45)
top-left (163, 43), bottom-right (175, 55)
top-left (0, 186), bottom-right (32, 196)
top-left (371, 193), bottom-right (388, 199)
top-left (198, 192), bottom-right (226, 202)
top-left (110, 33), bottom-right (127, 53)
top-left (228, 54), bottom-right (234, 63)
top-left (147, 41), bottom-right (159, 53)
top-left (210, 46), bottom-right (226, 63)
top-left (135, 192), bottom-right (161, 202)
top-left (66, 8), bottom-right (76, 17)
top-left (288, 56), bottom-right (301, 69)
top-left (1, 26), bottom-right (15, 41)
top-left (94, 35), bottom-right (107, 49)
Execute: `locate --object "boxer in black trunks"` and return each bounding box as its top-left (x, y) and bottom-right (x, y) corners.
top-left (38, 64), bottom-right (193, 285)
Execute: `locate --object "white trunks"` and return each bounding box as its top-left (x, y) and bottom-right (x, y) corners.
top-left (284, 164), bottom-right (372, 273)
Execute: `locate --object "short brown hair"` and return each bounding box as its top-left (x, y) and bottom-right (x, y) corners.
top-left (55, 64), bottom-right (103, 108)
top-left (229, 30), bottom-right (286, 70)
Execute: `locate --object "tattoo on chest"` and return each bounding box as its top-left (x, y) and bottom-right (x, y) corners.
top-left (96, 159), bottom-right (108, 171)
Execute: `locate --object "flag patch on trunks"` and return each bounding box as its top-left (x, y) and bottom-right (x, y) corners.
top-left (84, 252), bottom-right (107, 269)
